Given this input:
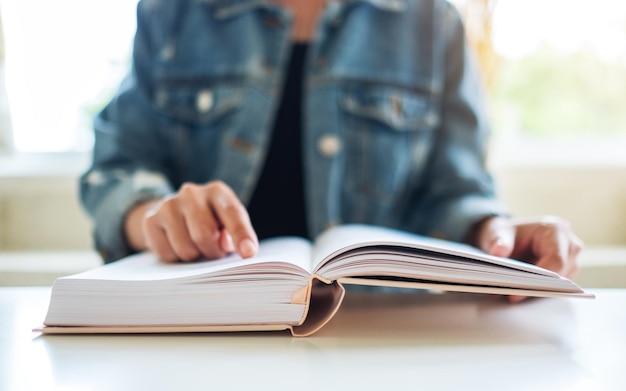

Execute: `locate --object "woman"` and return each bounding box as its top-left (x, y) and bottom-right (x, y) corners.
top-left (81, 0), bottom-right (581, 301)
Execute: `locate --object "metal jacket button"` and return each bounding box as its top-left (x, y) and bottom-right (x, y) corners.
top-left (196, 90), bottom-right (214, 113)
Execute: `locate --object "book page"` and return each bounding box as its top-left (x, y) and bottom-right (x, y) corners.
top-left (311, 224), bottom-right (557, 277)
top-left (63, 237), bottom-right (313, 282)
top-left (312, 225), bottom-right (469, 271)
top-left (309, 224), bottom-right (589, 295)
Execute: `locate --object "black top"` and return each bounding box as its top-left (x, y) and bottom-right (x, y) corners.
top-left (247, 43), bottom-right (309, 240)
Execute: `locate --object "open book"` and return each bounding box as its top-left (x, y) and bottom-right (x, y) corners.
top-left (40, 224), bottom-right (593, 337)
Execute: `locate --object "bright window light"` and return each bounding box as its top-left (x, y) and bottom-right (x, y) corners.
top-left (489, 0), bottom-right (626, 141)
top-left (1, 0), bottom-right (138, 152)
top-left (493, 0), bottom-right (626, 62)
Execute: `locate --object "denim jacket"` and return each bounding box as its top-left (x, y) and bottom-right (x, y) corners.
top-left (80, 0), bottom-right (508, 262)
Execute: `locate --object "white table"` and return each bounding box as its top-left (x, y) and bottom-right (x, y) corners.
top-left (1, 287), bottom-right (623, 391)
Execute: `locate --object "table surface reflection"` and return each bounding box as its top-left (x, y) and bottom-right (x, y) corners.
top-left (1, 287), bottom-right (623, 391)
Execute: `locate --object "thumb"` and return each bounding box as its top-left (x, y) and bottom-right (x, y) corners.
top-left (478, 217), bottom-right (515, 258)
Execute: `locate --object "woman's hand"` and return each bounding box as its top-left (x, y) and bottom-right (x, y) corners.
top-left (474, 215), bottom-right (584, 302)
top-left (125, 181), bottom-right (258, 263)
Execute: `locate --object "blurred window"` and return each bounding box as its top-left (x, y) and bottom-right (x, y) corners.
top-left (0, 0), bottom-right (138, 152)
top-left (490, 0), bottom-right (626, 143)
top-left (1, 0), bottom-right (624, 157)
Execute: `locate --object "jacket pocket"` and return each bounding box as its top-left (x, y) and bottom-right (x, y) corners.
top-left (339, 86), bottom-right (439, 219)
top-left (152, 82), bottom-right (243, 126)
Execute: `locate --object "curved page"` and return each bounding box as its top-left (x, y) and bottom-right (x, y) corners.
top-left (311, 224), bottom-right (584, 293)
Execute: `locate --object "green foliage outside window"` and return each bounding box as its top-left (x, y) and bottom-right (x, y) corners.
top-left (489, 46), bottom-right (626, 140)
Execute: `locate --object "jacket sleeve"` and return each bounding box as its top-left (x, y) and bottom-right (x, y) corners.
top-left (79, 1), bottom-right (175, 263)
top-left (411, 3), bottom-right (508, 243)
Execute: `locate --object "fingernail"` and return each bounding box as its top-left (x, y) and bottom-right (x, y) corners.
top-left (239, 239), bottom-right (257, 258)
top-left (222, 234), bottom-right (235, 253)
top-left (509, 295), bottom-right (526, 304)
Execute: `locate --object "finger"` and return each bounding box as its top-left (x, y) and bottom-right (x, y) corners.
top-left (157, 197), bottom-right (201, 262)
top-left (179, 184), bottom-right (226, 260)
top-left (478, 216), bottom-right (515, 258)
top-left (219, 229), bottom-right (235, 254)
top-left (533, 224), bottom-right (570, 276)
top-left (508, 295), bottom-right (527, 304)
top-left (553, 231), bottom-right (584, 280)
top-left (208, 183), bottom-right (258, 258)
top-left (143, 213), bottom-right (178, 263)
top-left (565, 233), bottom-right (584, 279)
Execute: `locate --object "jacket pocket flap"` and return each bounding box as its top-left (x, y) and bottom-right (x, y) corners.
top-left (153, 83), bottom-right (242, 125)
top-left (341, 88), bottom-right (439, 131)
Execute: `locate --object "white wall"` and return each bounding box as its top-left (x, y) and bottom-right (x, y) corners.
top-left (0, 154), bottom-right (93, 251)
top-left (493, 165), bottom-right (626, 246)
top-left (0, 176), bottom-right (92, 250)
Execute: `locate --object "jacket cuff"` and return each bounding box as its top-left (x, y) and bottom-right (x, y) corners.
top-left (426, 195), bottom-right (509, 245)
